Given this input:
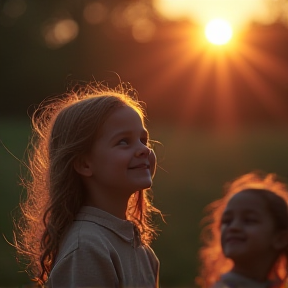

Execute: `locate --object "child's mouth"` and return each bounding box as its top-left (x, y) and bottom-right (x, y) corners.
top-left (225, 236), bottom-right (245, 244)
top-left (129, 164), bottom-right (150, 169)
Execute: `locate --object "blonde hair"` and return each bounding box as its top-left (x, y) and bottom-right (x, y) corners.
top-left (197, 171), bottom-right (288, 288)
top-left (15, 82), bottom-right (161, 285)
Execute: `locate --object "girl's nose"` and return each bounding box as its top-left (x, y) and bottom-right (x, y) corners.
top-left (228, 219), bottom-right (242, 231)
top-left (135, 142), bottom-right (151, 157)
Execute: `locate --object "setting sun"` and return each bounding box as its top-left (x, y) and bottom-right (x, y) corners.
top-left (205, 18), bottom-right (233, 45)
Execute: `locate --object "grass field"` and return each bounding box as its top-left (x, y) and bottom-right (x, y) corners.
top-left (1, 118), bottom-right (288, 287)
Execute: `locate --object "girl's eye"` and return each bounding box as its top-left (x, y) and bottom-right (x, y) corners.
top-left (244, 218), bottom-right (258, 224)
top-left (221, 217), bottom-right (231, 225)
top-left (118, 139), bottom-right (129, 145)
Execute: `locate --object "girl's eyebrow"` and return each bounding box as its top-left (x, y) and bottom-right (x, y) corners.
top-left (109, 129), bottom-right (148, 141)
top-left (222, 208), bottom-right (259, 215)
top-left (242, 209), bottom-right (260, 215)
top-left (225, 209), bottom-right (261, 218)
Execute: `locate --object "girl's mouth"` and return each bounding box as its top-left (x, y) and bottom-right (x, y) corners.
top-left (129, 164), bottom-right (150, 169)
top-left (225, 236), bottom-right (245, 244)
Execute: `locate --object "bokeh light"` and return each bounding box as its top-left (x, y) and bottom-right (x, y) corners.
top-left (132, 18), bottom-right (156, 43)
top-left (42, 18), bottom-right (79, 49)
top-left (2, 0), bottom-right (26, 19)
top-left (83, 2), bottom-right (108, 25)
top-left (110, 1), bottom-right (156, 42)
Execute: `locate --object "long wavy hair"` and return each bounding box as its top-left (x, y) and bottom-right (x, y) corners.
top-left (14, 82), bottom-right (161, 286)
top-left (197, 171), bottom-right (288, 288)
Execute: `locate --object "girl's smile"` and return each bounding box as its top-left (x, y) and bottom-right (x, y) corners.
top-left (224, 236), bottom-right (246, 244)
top-left (128, 163), bottom-right (150, 169)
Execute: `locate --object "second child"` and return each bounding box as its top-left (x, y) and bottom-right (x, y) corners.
top-left (197, 172), bottom-right (288, 288)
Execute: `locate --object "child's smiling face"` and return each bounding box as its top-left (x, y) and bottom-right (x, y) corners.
top-left (82, 104), bottom-right (155, 198)
top-left (220, 191), bottom-right (279, 267)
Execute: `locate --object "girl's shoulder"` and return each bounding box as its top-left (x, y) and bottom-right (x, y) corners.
top-left (212, 272), bottom-right (276, 288)
top-left (211, 280), bottom-right (231, 288)
top-left (55, 218), bottom-right (106, 260)
top-left (59, 206), bottom-right (138, 251)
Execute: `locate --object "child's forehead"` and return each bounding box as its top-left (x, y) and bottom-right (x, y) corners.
top-left (97, 105), bottom-right (147, 135)
top-left (109, 105), bottom-right (145, 123)
top-left (225, 190), bottom-right (268, 211)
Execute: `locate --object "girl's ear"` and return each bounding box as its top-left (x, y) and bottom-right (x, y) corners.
top-left (273, 230), bottom-right (288, 251)
top-left (74, 155), bottom-right (92, 177)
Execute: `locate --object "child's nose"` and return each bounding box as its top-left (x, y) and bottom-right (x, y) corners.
top-left (135, 142), bottom-right (151, 157)
top-left (228, 219), bottom-right (242, 230)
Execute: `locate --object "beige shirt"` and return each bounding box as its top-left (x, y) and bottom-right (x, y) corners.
top-left (48, 206), bottom-right (159, 288)
top-left (212, 272), bottom-right (278, 288)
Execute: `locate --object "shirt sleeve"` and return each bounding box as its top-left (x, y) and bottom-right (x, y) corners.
top-left (211, 281), bottom-right (231, 288)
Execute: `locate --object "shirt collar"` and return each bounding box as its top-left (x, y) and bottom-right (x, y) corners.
top-left (75, 206), bottom-right (140, 246)
top-left (220, 271), bottom-right (275, 288)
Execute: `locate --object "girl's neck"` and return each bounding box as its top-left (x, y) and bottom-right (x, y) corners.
top-left (83, 193), bottom-right (129, 220)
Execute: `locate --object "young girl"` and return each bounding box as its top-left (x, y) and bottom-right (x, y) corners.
top-left (197, 172), bottom-right (288, 288)
top-left (15, 82), bottom-right (162, 287)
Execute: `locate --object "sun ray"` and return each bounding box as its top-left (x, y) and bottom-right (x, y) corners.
top-left (239, 41), bottom-right (288, 84)
top-left (213, 51), bottom-right (238, 131)
top-left (142, 41), bottom-right (204, 107)
top-left (116, 19), bottom-right (288, 131)
top-left (228, 43), bottom-right (288, 123)
top-left (122, 24), bottom-right (212, 113)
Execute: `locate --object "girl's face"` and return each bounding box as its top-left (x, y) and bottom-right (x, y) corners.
top-left (220, 191), bottom-right (279, 267)
top-left (82, 105), bottom-right (155, 198)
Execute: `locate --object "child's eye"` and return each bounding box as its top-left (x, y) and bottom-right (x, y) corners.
top-left (118, 139), bottom-right (129, 145)
top-left (221, 217), bottom-right (232, 225)
top-left (244, 218), bottom-right (258, 224)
